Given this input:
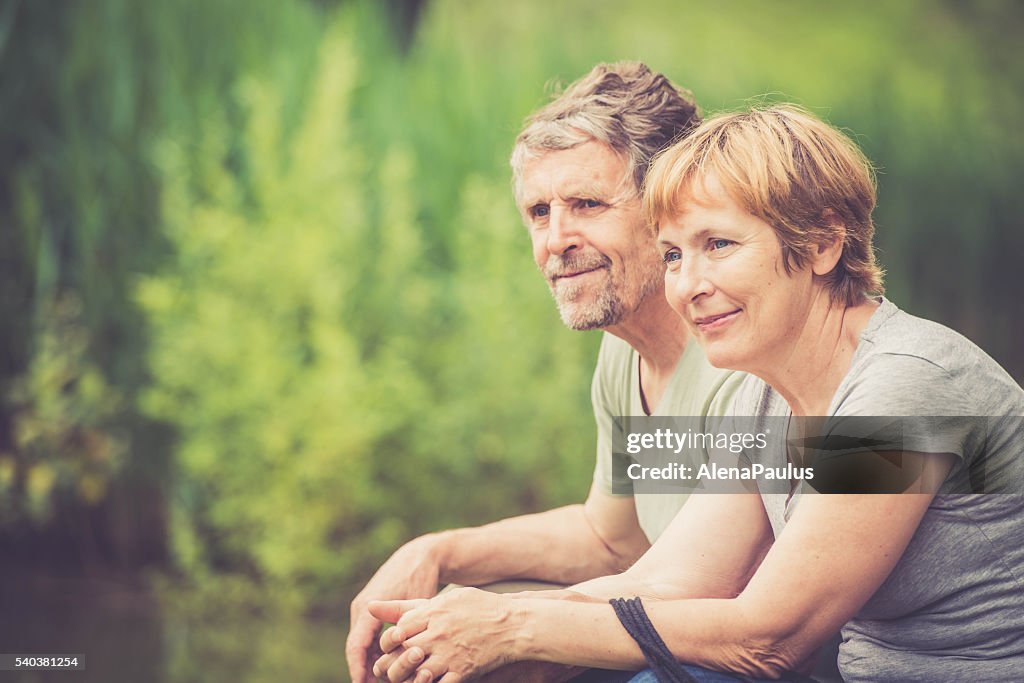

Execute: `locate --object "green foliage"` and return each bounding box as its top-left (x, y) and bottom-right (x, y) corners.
top-left (136, 14), bottom-right (597, 608)
top-left (0, 0), bottom-right (331, 554)
top-left (2, 295), bottom-right (125, 524)
top-left (139, 25), bottom-right (379, 597)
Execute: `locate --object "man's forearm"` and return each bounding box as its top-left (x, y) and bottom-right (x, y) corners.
top-left (430, 504), bottom-right (631, 587)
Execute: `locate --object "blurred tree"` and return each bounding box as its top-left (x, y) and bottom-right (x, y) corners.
top-left (0, 0), bottom-right (331, 571)
top-left (0, 0), bottom-right (170, 570)
top-left (384, 0), bottom-right (429, 53)
top-left (137, 10), bottom-right (597, 609)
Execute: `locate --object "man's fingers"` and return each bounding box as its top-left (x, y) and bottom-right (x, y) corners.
top-left (394, 667), bottom-right (433, 683)
top-left (386, 646), bottom-right (427, 683)
top-left (368, 598), bottom-right (428, 624)
top-left (437, 673), bottom-right (463, 683)
top-left (344, 640), bottom-right (366, 683)
top-left (379, 625), bottom-right (406, 654)
top-left (372, 647), bottom-right (399, 679)
top-left (345, 614), bottom-right (381, 683)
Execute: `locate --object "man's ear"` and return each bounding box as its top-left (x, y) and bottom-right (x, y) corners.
top-left (811, 209), bottom-right (846, 277)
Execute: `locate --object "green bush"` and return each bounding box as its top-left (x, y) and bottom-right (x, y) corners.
top-left (137, 16), bottom-right (596, 608)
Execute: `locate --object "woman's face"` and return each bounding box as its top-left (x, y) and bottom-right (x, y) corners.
top-left (657, 176), bottom-right (819, 375)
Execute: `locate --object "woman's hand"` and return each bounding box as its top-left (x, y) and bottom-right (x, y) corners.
top-left (369, 587), bottom-right (523, 682)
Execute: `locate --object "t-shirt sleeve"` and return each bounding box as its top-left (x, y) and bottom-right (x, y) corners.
top-left (591, 334), bottom-right (634, 496)
top-left (826, 352), bottom-right (974, 467)
top-left (705, 370), bottom-right (755, 421)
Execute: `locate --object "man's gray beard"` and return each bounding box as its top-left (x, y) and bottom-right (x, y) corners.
top-left (553, 274), bottom-right (624, 330)
top-left (551, 261), bottom-right (663, 331)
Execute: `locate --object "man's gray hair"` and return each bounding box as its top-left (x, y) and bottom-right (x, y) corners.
top-left (511, 61), bottom-right (701, 200)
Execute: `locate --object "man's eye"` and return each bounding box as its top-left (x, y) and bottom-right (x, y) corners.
top-left (663, 249), bottom-right (681, 264)
top-left (580, 199), bottom-right (602, 209)
top-left (710, 238), bottom-right (733, 251)
top-left (530, 204), bottom-right (550, 218)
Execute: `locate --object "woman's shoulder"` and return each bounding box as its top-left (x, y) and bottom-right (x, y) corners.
top-left (840, 298), bottom-right (1024, 416)
top-left (862, 301), bottom-right (968, 363)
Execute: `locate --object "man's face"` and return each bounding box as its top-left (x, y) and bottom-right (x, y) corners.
top-left (517, 141), bottom-right (664, 330)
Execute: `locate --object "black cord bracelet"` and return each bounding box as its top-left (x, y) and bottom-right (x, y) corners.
top-left (609, 597), bottom-right (700, 683)
top-left (608, 597), bottom-right (821, 683)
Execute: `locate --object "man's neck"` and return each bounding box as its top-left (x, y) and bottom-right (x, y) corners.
top-left (605, 295), bottom-right (689, 413)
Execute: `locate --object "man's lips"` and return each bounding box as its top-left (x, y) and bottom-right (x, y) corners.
top-left (693, 309), bottom-right (741, 331)
top-left (552, 266), bottom-right (604, 282)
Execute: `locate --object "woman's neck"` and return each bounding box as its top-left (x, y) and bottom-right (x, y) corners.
top-left (755, 296), bottom-right (879, 417)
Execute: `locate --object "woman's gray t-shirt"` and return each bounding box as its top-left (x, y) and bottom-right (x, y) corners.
top-left (734, 298), bottom-right (1024, 682)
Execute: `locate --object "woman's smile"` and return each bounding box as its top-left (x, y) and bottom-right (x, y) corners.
top-left (693, 308), bottom-right (742, 334)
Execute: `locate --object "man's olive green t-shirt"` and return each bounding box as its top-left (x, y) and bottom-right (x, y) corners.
top-left (591, 332), bottom-right (744, 542)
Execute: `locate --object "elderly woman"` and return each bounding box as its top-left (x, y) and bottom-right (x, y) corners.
top-left (368, 106), bottom-right (1024, 683)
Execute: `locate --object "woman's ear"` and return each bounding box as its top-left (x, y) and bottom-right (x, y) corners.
top-left (811, 209), bottom-right (846, 276)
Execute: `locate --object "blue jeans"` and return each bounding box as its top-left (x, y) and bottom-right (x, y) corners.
top-left (573, 664), bottom-right (817, 683)
top-left (628, 667), bottom-right (804, 682)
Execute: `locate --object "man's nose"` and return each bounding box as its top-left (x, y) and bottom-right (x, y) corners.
top-left (545, 204), bottom-right (582, 255)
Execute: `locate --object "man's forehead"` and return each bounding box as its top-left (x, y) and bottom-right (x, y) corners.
top-left (525, 139), bottom-right (625, 170)
top-left (517, 144), bottom-right (633, 203)
top-left (519, 177), bottom-right (610, 203)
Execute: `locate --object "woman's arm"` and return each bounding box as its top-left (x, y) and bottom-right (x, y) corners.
top-left (522, 489), bottom-right (943, 677)
top-left (374, 455), bottom-right (951, 681)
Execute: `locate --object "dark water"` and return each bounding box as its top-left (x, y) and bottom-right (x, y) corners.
top-left (0, 576), bottom-right (347, 683)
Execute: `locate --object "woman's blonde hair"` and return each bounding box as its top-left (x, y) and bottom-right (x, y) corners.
top-left (644, 104), bottom-right (884, 306)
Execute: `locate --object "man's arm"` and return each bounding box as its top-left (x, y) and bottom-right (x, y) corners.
top-left (436, 484), bottom-right (649, 585)
top-left (346, 483), bottom-right (648, 683)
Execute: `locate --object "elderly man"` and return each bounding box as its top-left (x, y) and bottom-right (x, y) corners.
top-left (346, 62), bottom-right (739, 683)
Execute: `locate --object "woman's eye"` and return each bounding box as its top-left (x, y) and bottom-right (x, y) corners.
top-left (530, 204), bottom-right (550, 218)
top-left (710, 238), bottom-right (733, 251)
top-left (663, 250), bottom-right (681, 264)
top-left (581, 198), bottom-right (602, 209)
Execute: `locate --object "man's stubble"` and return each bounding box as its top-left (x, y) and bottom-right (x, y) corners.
top-left (545, 248), bottom-right (664, 331)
